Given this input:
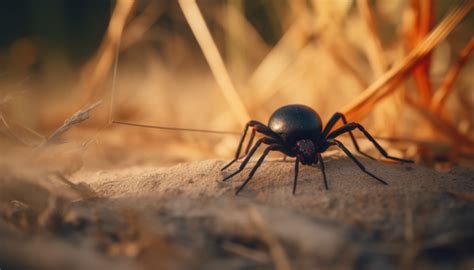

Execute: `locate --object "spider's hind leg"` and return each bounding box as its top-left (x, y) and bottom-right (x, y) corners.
top-left (222, 137), bottom-right (276, 182)
top-left (222, 120), bottom-right (281, 171)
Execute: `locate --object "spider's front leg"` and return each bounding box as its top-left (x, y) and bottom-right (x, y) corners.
top-left (322, 112), bottom-right (376, 160)
top-left (318, 154), bottom-right (328, 190)
top-left (235, 144), bottom-right (285, 195)
top-left (327, 122), bottom-right (413, 163)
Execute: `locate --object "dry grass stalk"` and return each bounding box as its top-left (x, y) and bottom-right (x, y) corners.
top-left (80, 0), bottom-right (135, 104)
top-left (178, 0), bottom-right (250, 126)
top-left (40, 101), bottom-right (102, 148)
top-left (341, 0), bottom-right (473, 121)
top-left (430, 37), bottom-right (474, 114)
top-left (250, 18), bottom-right (312, 106)
top-left (0, 88), bottom-right (44, 145)
top-left (315, 1), bottom-right (374, 92)
top-left (108, 37), bottom-right (120, 125)
top-left (356, 0), bottom-right (400, 137)
top-left (248, 43), bottom-right (317, 108)
top-left (327, 44), bottom-right (369, 89)
top-left (0, 114), bottom-right (42, 146)
top-left (408, 0), bottom-right (435, 105)
top-left (121, 1), bottom-right (165, 51)
top-left (356, 0), bottom-right (387, 76)
top-left (0, 113), bottom-right (21, 143)
top-left (405, 95), bottom-right (474, 149)
top-left (0, 89), bottom-right (28, 106)
top-left (248, 207), bottom-right (292, 270)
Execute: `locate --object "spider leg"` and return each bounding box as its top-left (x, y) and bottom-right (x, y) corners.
top-left (328, 122), bottom-right (413, 163)
top-left (318, 154), bottom-right (329, 190)
top-left (242, 127), bottom-right (256, 157)
top-left (328, 139), bottom-right (388, 185)
top-left (323, 112), bottom-right (376, 160)
top-left (222, 120), bottom-right (281, 171)
top-left (222, 137), bottom-right (275, 181)
top-left (221, 122), bottom-right (251, 171)
top-left (292, 156), bottom-right (300, 195)
top-left (235, 144), bottom-right (284, 195)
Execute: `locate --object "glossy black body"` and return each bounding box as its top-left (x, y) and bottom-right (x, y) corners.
top-left (268, 104), bottom-right (323, 145)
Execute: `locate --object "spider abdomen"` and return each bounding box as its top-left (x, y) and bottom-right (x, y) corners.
top-left (268, 104), bottom-right (322, 145)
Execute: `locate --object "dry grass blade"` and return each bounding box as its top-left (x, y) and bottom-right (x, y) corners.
top-left (430, 37), bottom-right (474, 114)
top-left (0, 113), bottom-right (23, 143)
top-left (356, 0), bottom-right (387, 75)
top-left (250, 19), bottom-right (311, 105)
top-left (121, 1), bottom-right (165, 51)
top-left (178, 0), bottom-right (250, 126)
top-left (0, 89), bottom-right (28, 106)
top-left (327, 44), bottom-right (369, 89)
top-left (80, 0), bottom-right (134, 104)
top-left (0, 114), bottom-right (44, 146)
top-left (405, 95), bottom-right (474, 148)
top-left (40, 101), bottom-right (102, 147)
top-left (248, 207), bottom-right (292, 270)
top-left (341, 0), bottom-right (473, 121)
top-left (0, 87), bottom-right (43, 145)
top-left (408, 0), bottom-right (435, 105)
top-left (253, 43), bottom-right (314, 104)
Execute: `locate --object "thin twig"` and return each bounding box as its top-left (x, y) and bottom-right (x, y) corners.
top-left (178, 0), bottom-right (250, 126)
top-left (430, 37), bottom-right (474, 114)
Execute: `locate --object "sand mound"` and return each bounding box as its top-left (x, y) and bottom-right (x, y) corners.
top-left (2, 153), bottom-right (473, 269)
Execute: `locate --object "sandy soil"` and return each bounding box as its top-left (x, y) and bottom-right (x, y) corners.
top-left (1, 152), bottom-right (473, 270)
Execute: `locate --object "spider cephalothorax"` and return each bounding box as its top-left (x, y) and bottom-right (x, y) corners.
top-left (221, 104), bottom-right (412, 195)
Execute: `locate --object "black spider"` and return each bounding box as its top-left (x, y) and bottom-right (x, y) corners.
top-left (222, 104), bottom-right (413, 195)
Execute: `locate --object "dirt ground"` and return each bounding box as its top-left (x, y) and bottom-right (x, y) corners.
top-left (1, 152), bottom-right (473, 270)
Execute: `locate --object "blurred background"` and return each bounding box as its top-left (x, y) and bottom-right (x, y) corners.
top-left (0, 0), bottom-right (472, 171)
